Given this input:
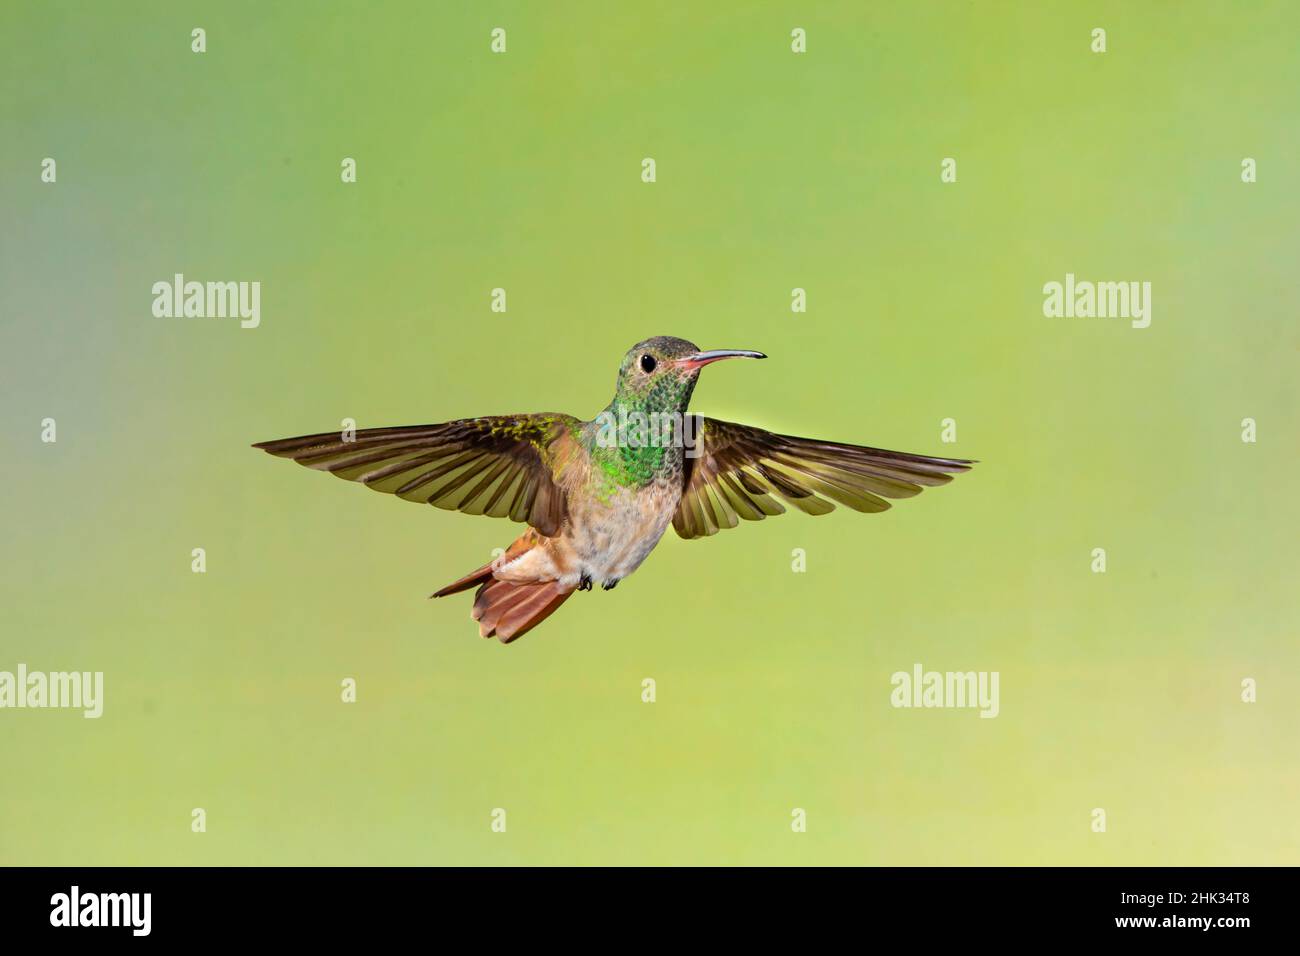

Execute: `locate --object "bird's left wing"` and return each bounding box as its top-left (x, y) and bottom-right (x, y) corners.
top-left (253, 414), bottom-right (582, 536)
top-left (673, 417), bottom-right (973, 539)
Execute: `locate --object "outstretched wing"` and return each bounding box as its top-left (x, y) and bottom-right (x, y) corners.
top-left (673, 417), bottom-right (973, 539)
top-left (253, 414), bottom-right (581, 536)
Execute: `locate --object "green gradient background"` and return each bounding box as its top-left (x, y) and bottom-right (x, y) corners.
top-left (2, 1), bottom-right (1296, 866)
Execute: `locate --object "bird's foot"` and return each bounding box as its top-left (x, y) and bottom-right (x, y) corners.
top-left (578, 573), bottom-right (593, 592)
top-left (601, 578), bottom-right (619, 591)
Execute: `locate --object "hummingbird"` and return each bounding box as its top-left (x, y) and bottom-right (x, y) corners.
top-left (254, 337), bottom-right (973, 643)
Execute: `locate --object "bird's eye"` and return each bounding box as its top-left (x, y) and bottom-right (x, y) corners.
top-left (640, 354), bottom-right (657, 373)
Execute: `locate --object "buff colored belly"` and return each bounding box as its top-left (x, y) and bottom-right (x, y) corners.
top-left (495, 483), bottom-right (681, 588)
top-left (565, 484), bottom-right (680, 584)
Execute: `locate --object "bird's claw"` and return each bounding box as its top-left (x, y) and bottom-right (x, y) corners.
top-left (578, 574), bottom-right (593, 591)
top-left (602, 579), bottom-right (619, 591)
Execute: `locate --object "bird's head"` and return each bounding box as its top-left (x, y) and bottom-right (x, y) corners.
top-left (611, 336), bottom-right (765, 414)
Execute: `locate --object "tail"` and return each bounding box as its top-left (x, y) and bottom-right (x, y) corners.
top-left (432, 529), bottom-right (575, 642)
top-left (471, 578), bottom-right (575, 643)
top-left (430, 562), bottom-right (494, 598)
top-left (430, 558), bottom-right (575, 644)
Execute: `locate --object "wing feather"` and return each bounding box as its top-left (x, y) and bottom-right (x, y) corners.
top-left (673, 417), bottom-right (973, 539)
top-left (253, 414), bottom-right (580, 536)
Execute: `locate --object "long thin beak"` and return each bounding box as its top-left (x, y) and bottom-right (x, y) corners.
top-left (675, 348), bottom-right (767, 371)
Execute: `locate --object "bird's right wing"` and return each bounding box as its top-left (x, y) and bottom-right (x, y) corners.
top-left (673, 417), bottom-right (974, 539)
top-left (253, 414), bottom-right (582, 536)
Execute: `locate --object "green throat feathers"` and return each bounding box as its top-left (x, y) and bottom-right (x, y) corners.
top-left (587, 360), bottom-right (699, 490)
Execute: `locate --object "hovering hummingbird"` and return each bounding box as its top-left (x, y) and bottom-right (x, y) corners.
top-left (254, 337), bottom-right (973, 643)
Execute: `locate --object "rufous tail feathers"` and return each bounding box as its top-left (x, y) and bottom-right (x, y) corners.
top-left (429, 562), bottom-right (494, 598)
top-left (469, 578), bottom-right (575, 643)
top-left (431, 538), bottom-right (574, 643)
